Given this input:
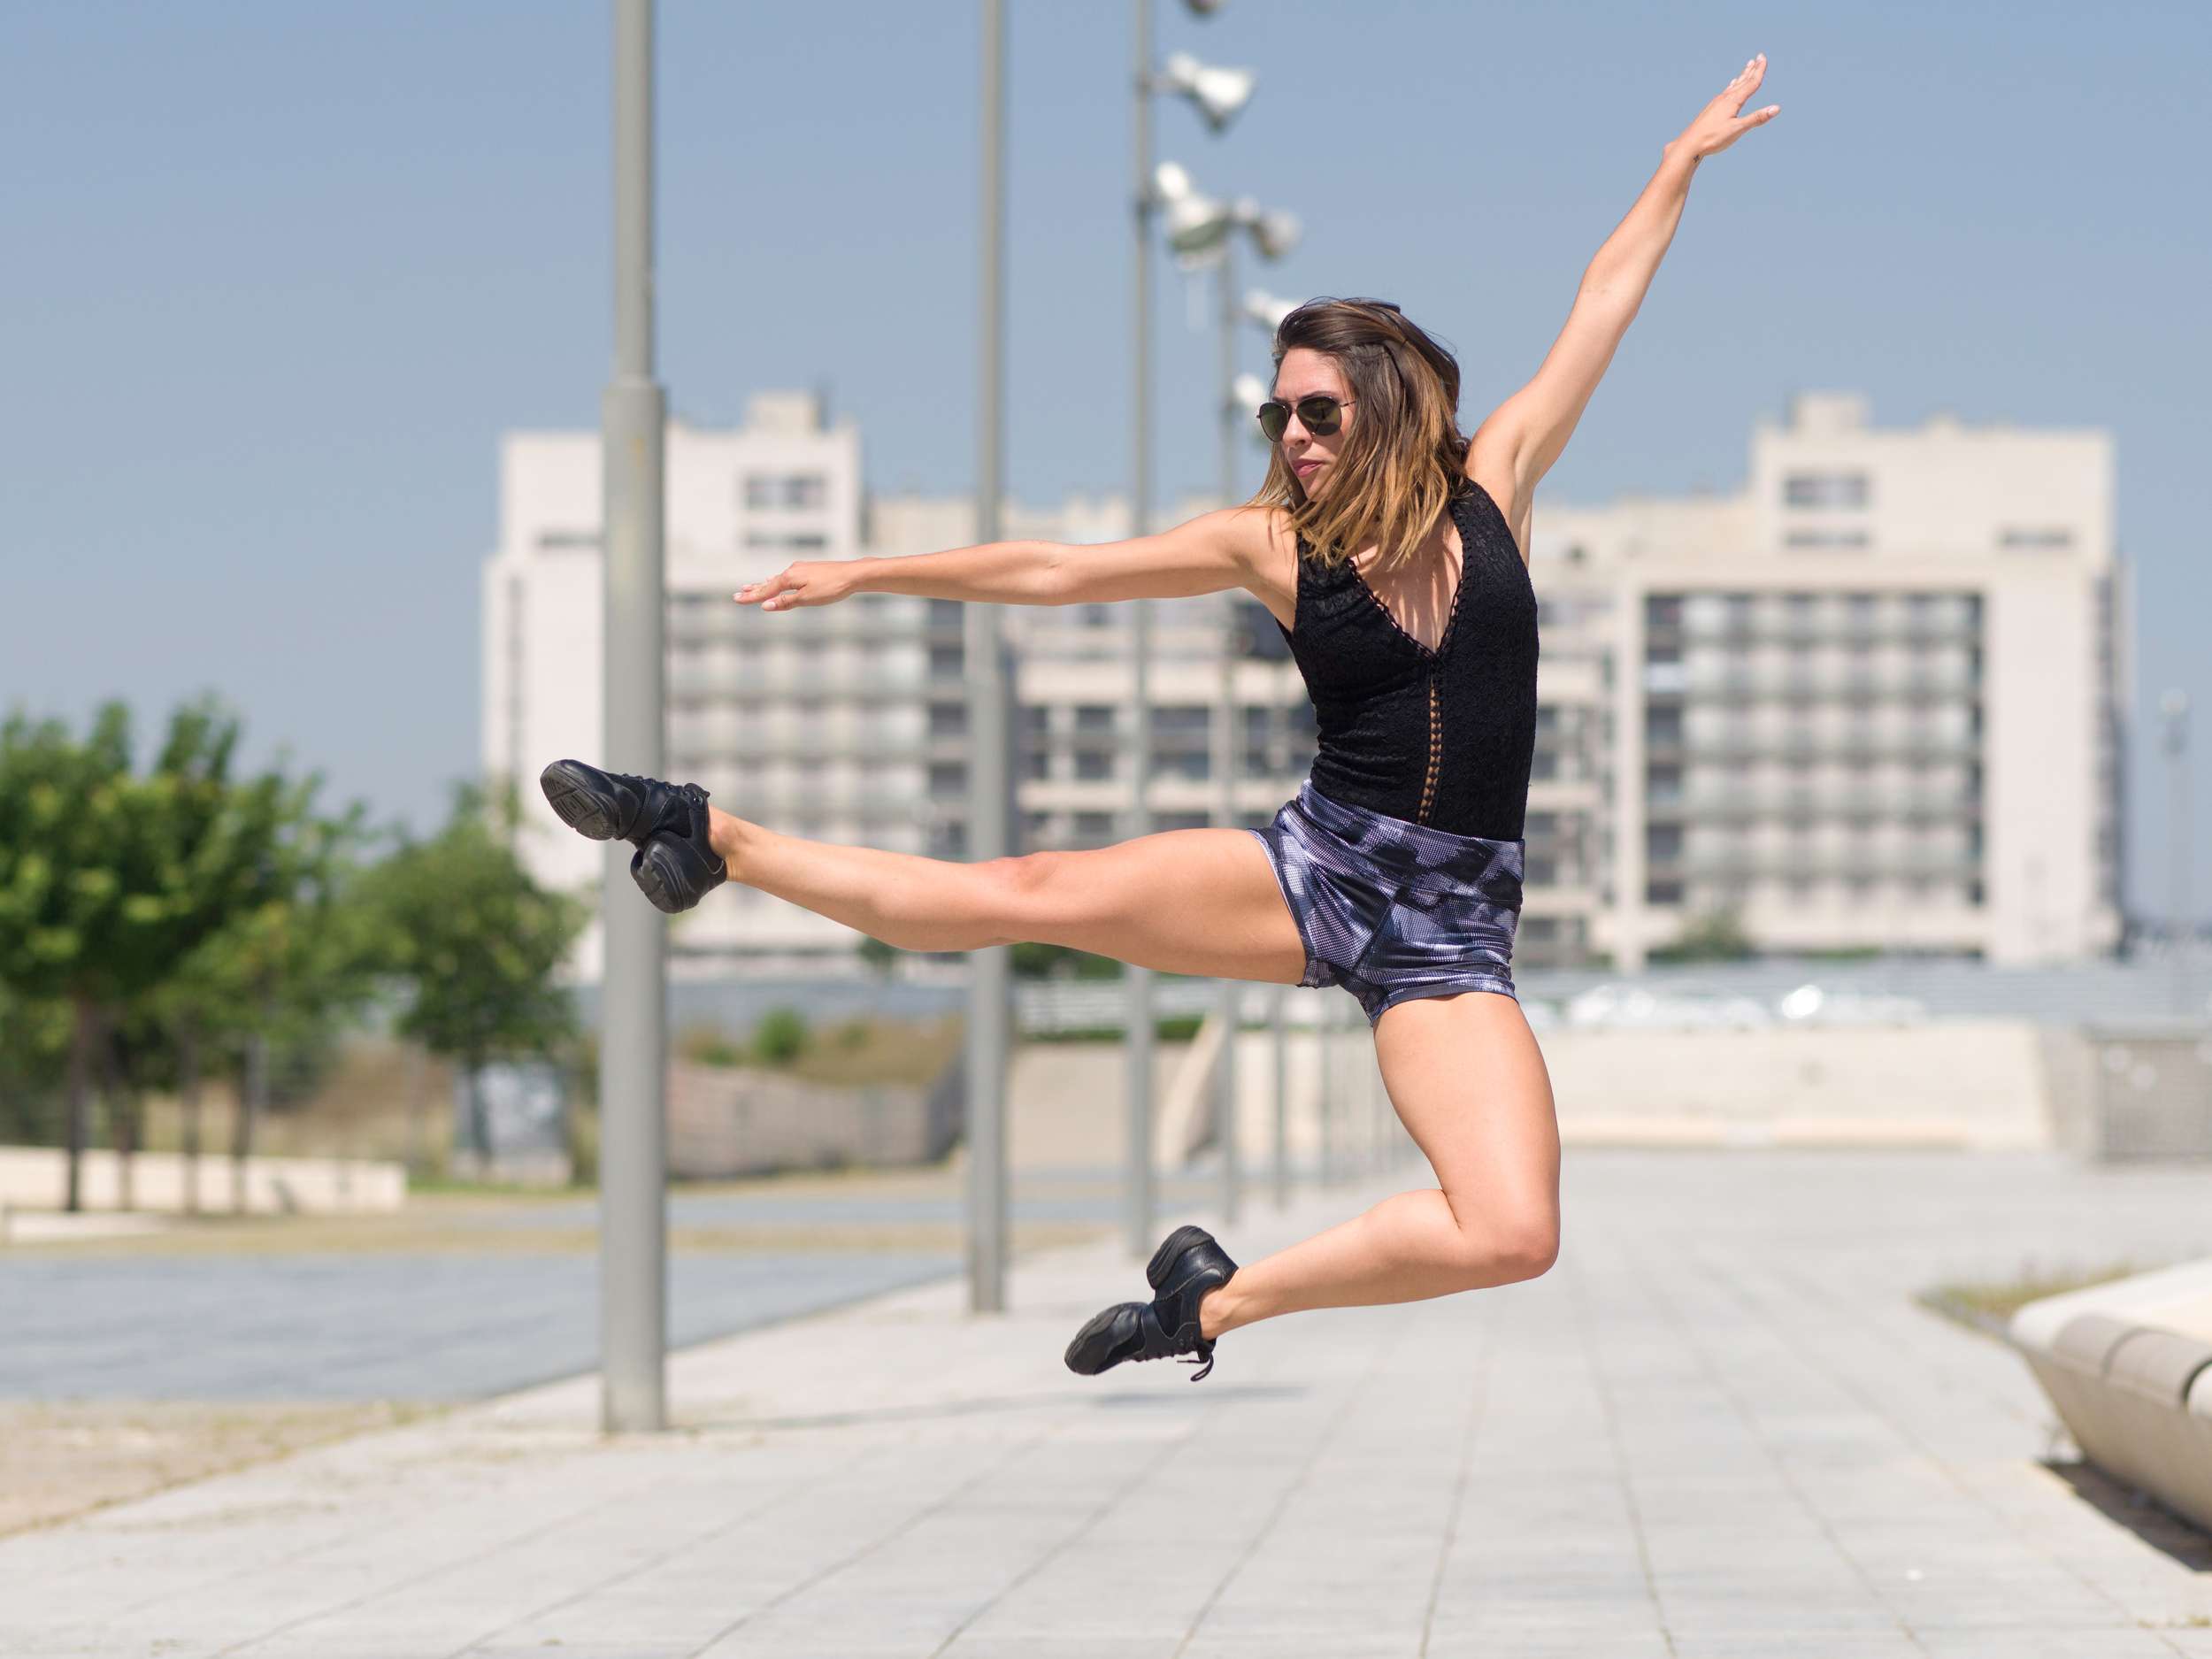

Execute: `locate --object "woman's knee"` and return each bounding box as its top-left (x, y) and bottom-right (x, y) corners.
top-left (1442, 1202), bottom-right (1559, 1287)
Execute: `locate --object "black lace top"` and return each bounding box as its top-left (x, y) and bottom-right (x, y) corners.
top-left (1273, 479), bottom-right (1540, 841)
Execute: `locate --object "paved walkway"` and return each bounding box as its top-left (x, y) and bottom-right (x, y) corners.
top-left (6, 1149), bottom-right (2211, 1657)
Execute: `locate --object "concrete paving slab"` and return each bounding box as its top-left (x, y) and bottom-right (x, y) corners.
top-left (3, 1149), bottom-right (2210, 1657)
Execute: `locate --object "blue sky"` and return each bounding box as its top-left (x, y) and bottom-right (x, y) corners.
top-left (4, 1), bottom-right (2206, 921)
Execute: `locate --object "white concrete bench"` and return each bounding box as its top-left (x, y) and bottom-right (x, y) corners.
top-left (2010, 1259), bottom-right (2212, 1533)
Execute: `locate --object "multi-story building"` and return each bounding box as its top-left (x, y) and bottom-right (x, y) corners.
top-left (1531, 390), bottom-right (2126, 967)
top-left (486, 388), bottom-right (2126, 983)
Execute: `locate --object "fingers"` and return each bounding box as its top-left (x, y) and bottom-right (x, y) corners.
top-left (733, 571), bottom-right (802, 610)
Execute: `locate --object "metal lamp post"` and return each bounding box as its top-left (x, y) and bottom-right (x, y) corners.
top-left (966, 0), bottom-right (1013, 1315)
top-left (1125, 0), bottom-right (1255, 1260)
top-left (2162, 688), bottom-right (2193, 1017)
top-left (599, 0), bottom-right (668, 1434)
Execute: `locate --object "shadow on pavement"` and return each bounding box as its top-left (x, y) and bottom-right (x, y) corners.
top-left (2040, 1458), bottom-right (2212, 1572)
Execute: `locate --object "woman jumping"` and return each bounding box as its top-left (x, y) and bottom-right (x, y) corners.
top-left (541, 58), bottom-right (1780, 1383)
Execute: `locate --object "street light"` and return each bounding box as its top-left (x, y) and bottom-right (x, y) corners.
top-left (1154, 157), bottom-right (1302, 1233)
top-left (2161, 687), bottom-right (2193, 1017)
top-left (1126, 0), bottom-right (1255, 1262)
top-left (1156, 51), bottom-right (1256, 132)
top-left (1245, 288), bottom-right (1299, 332)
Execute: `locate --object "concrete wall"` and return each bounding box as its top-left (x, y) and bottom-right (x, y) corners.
top-left (0, 1148), bottom-right (406, 1216)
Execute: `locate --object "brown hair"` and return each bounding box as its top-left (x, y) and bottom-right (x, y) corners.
top-left (1253, 296), bottom-right (1470, 577)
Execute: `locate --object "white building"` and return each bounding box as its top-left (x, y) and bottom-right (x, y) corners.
top-left (484, 392), bottom-right (933, 982)
top-left (1528, 391), bottom-right (2126, 968)
top-left (485, 388), bottom-right (2126, 983)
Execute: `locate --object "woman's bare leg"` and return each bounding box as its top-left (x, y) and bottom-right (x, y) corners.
top-left (701, 805), bottom-right (1557, 1334)
top-left (704, 804), bottom-right (1307, 985)
top-left (1194, 988), bottom-right (1561, 1339)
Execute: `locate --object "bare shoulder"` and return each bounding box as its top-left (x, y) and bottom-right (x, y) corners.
top-left (1217, 503), bottom-right (1299, 626)
top-left (1463, 435), bottom-right (1532, 566)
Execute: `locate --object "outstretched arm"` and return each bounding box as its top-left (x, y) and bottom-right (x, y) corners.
top-left (1471, 53), bottom-right (1781, 508)
top-left (735, 507), bottom-right (1273, 611)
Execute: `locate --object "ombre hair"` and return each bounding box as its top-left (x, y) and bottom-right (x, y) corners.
top-left (1254, 296), bottom-right (1471, 577)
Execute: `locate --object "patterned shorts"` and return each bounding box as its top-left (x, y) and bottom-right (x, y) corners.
top-left (1243, 779), bottom-right (1526, 1025)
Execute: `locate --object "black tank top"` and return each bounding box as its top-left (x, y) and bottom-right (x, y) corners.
top-left (1273, 479), bottom-right (1540, 840)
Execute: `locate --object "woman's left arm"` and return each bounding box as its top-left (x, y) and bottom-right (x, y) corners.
top-left (1470, 54), bottom-right (1781, 509)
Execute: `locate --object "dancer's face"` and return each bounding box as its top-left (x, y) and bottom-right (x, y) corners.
top-left (1271, 348), bottom-right (1354, 500)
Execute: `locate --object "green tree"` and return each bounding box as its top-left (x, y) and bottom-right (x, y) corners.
top-left (855, 933), bottom-right (899, 979)
top-left (127, 800), bottom-right (388, 1211)
top-left (0, 984), bottom-right (72, 1145)
top-left (1651, 905), bottom-right (1755, 963)
top-left (752, 1005), bottom-right (810, 1066)
top-left (355, 778), bottom-right (589, 1171)
top-left (0, 697), bottom-right (297, 1210)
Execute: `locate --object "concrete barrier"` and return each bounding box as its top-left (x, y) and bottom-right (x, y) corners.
top-left (0, 1146), bottom-right (406, 1217)
top-left (664, 1056), bottom-right (964, 1179)
top-left (2011, 1259), bottom-right (2212, 1534)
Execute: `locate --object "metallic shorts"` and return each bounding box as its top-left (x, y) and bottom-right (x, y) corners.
top-left (1243, 779), bottom-right (1525, 1025)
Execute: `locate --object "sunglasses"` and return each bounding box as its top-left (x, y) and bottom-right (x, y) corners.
top-left (1256, 395), bottom-right (1354, 443)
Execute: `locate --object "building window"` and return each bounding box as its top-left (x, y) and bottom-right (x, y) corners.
top-left (2000, 526), bottom-right (2073, 550)
top-left (1646, 879), bottom-right (1683, 905)
top-left (1074, 810), bottom-right (1117, 841)
top-left (1784, 529), bottom-right (1870, 549)
top-left (1783, 472), bottom-right (1870, 509)
top-left (1075, 751), bottom-right (1114, 780)
top-left (745, 472), bottom-right (828, 510)
top-left (1074, 704), bottom-right (1116, 732)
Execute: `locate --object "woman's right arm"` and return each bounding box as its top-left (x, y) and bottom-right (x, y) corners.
top-left (735, 506), bottom-right (1275, 612)
top-left (735, 541), bottom-right (1053, 611)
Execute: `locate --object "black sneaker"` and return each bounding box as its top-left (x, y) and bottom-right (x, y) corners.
top-left (540, 758), bottom-right (696, 847)
top-left (1064, 1224), bottom-right (1239, 1382)
top-left (628, 787), bottom-right (730, 915)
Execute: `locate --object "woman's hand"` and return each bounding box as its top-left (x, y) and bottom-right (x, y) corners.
top-left (733, 561), bottom-right (859, 612)
top-left (1665, 52), bottom-right (1779, 165)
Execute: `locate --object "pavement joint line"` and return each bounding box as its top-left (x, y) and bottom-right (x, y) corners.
top-left (436, 1439), bottom-right (886, 1659)
top-left (676, 1402), bottom-right (1081, 1657)
top-left (201, 1448), bottom-right (733, 1659)
top-left (1747, 1241), bottom-right (2047, 1432)
top-left (1567, 1239), bottom-right (1681, 1657)
top-left (1414, 1294), bottom-right (1501, 1658)
top-left (1747, 1244), bottom-right (2198, 1652)
top-left (1166, 1301), bottom-right (1416, 1658)
top-left (1634, 1233), bottom-right (1932, 1652)
top-left (920, 1382), bottom-right (1231, 1658)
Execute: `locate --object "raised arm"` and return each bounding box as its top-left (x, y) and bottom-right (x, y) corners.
top-left (735, 506), bottom-right (1275, 613)
top-left (1469, 53), bottom-right (1781, 516)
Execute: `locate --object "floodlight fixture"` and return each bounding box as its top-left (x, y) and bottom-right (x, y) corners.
top-left (1236, 201), bottom-right (1302, 262)
top-left (1156, 50), bottom-right (1256, 133)
top-left (1245, 288), bottom-right (1299, 331)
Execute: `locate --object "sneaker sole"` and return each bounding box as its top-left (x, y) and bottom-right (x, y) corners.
top-left (1147, 1224), bottom-right (1216, 1293)
top-left (540, 760), bottom-right (625, 841)
top-left (630, 840), bottom-right (705, 916)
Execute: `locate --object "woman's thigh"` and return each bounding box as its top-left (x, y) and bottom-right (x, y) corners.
top-left (1371, 990), bottom-right (1561, 1260)
top-left (1012, 827), bottom-right (1308, 984)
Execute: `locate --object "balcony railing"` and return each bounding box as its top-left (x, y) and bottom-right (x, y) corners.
top-left (1654, 786), bottom-right (1979, 822)
top-left (1672, 730), bottom-right (1979, 763)
top-left (1672, 664), bottom-right (1980, 702)
top-left (667, 661), bottom-right (930, 700)
top-left (670, 731), bottom-right (926, 765)
top-left (1666, 612), bottom-right (1979, 649)
top-left (1650, 845), bottom-right (1981, 879)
